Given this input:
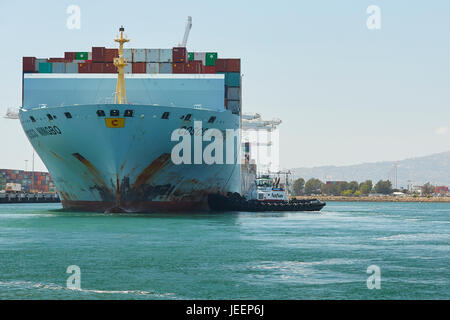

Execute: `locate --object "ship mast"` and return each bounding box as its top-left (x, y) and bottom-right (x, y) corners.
top-left (114, 26), bottom-right (130, 104)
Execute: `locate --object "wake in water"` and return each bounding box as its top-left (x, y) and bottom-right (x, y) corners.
top-left (0, 280), bottom-right (177, 299)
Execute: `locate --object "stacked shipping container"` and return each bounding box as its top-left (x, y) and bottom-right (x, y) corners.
top-left (0, 169), bottom-right (56, 193)
top-left (23, 47), bottom-right (241, 113)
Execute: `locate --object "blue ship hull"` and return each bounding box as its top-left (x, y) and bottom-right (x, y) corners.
top-left (19, 104), bottom-right (241, 212)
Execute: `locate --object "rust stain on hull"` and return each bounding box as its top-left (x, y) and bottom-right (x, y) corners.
top-left (72, 153), bottom-right (115, 201)
top-left (49, 150), bottom-right (64, 161)
top-left (132, 153), bottom-right (172, 189)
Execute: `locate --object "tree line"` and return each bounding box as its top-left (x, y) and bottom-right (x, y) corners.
top-left (293, 178), bottom-right (395, 196)
top-left (292, 178), bottom-right (438, 196)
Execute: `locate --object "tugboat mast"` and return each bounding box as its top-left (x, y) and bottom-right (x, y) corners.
top-left (114, 26), bottom-right (130, 104)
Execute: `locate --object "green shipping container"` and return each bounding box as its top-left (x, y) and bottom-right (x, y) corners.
top-left (205, 52), bottom-right (218, 66)
top-left (218, 72), bottom-right (240, 87)
top-left (188, 52), bottom-right (195, 61)
top-left (38, 62), bottom-right (53, 73)
top-left (76, 52), bottom-right (88, 60)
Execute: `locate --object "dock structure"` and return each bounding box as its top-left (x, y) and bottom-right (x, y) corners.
top-left (0, 193), bottom-right (60, 204)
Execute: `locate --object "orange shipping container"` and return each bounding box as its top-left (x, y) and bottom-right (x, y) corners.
top-left (202, 66), bottom-right (215, 74)
top-left (215, 59), bottom-right (241, 73)
top-left (91, 63), bottom-right (104, 73)
top-left (132, 62), bottom-right (146, 73)
top-left (172, 63), bottom-right (186, 74)
top-left (105, 49), bottom-right (119, 63)
top-left (104, 63), bottom-right (117, 73)
top-left (185, 60), bottom-right (202, 74)
top-left (78, 63), bottom-right (91, 73)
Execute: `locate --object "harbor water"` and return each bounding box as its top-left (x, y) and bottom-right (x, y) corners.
top-left (0, 202), bottom-right (448, 299)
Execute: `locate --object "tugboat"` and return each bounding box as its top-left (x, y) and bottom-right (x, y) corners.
top-left (208, 175), bottom-right (326, 212)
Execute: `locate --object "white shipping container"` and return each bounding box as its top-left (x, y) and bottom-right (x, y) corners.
top-left (194, 52), bottom-right (207, 65)
top-left (88, 52), bottom-right (92, 60)
top-left (133, 49), bottom-right (146, 62)
top-left (159, 49), bottom-right (172, 63)
top-left (123, 49), bottom-right (133, 62)
top-left (146, 49), bottom-right (160, 62)
top-left (146, 63), bottom-right (159, 74)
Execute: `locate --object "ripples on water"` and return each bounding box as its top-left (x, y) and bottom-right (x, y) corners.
top-left (0, 202), bottom-right (448, 299)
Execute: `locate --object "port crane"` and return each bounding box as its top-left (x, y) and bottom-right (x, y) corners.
top-left (179, 16), bottom-right (192, 47)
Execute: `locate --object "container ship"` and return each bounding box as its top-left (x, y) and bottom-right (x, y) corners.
top-left (18, 21), bottom-right (242, 213)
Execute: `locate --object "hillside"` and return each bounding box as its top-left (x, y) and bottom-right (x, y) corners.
top-left (291, 151), bottom-right (450, 187)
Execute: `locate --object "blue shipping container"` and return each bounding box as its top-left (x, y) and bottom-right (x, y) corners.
top-left (218, 72), bottom-right (240, 87)
top-left (35, 59), bottom-right (47, 71)
top-left (227, 100), bottom-right (240, 114)
top-left (123, 49), bottom-right (133, 63)
top-left (226, 86), bottom-right (240, 100)
top-left (146, 63), bottom-right (159, 74)
top-left (39, 63), bottom-right (52, 73)
top-left (133, 49), bottom-right (146, 62)
top-left (65, 63), bottom-right (78, 73)
top-left (159, 49), bottom-right (173, 63)
top-left (52, 63), bottom-right (66, 73)
top-left (147, 49), bottom-right (160, 62)
top-left (159, 63), bottom-right (172, 74)
top-left (124, 63), bottom-right (132, 74)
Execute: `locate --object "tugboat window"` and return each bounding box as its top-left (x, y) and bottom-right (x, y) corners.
top-left (185, 114), bottom-right (192, 121)
top-left (162, 112), bottom-right (170, 119)
top-left (124, 110), bottom-right (134, 117)
top-left (110, 110), bottom-right (120, 117)
top-left (208, 116), bottom-right (216, 123)
top-left (30, 116), bottom-right (36, 122)
top-left (46, 114), bottom-right (53, 120)
top-left (96, 110), bottom-right (106, 117)
top-left (64, 112), bottom-right (72, 119)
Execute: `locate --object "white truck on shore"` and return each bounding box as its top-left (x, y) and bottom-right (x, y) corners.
top-left (5, 183), bottom-right (22, 193)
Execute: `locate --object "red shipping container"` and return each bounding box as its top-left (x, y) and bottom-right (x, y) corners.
top-left (105, 48), bottom-right (119, 63)
top-left (91, 63), bottom-right (104, 73)
top-left (173, 47), bottom-right (187, 63)
top-left (92, 47), bottom-right (106, 62)
top-left (132, 62), bottom-right (146, 73)
top-left (23, 57), bottom-right (36, 72)
top-left (78, 62), bottom-right (92, 73)
top-left (215, 59), bottom-right (241, 72)
top-left (65, 52), bottom-right (76, 61)
top-left (172, 63), bottom-right (186, 74)
top-left (202, 66), bottom-right (215, 74)
top-left (185, 60), bottom-right (202, 73)
top-left (104, 63), bottom-right (117, 73)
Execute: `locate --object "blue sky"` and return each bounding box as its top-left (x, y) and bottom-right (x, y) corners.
top-left (1, 0), bottom-right (450, 171)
